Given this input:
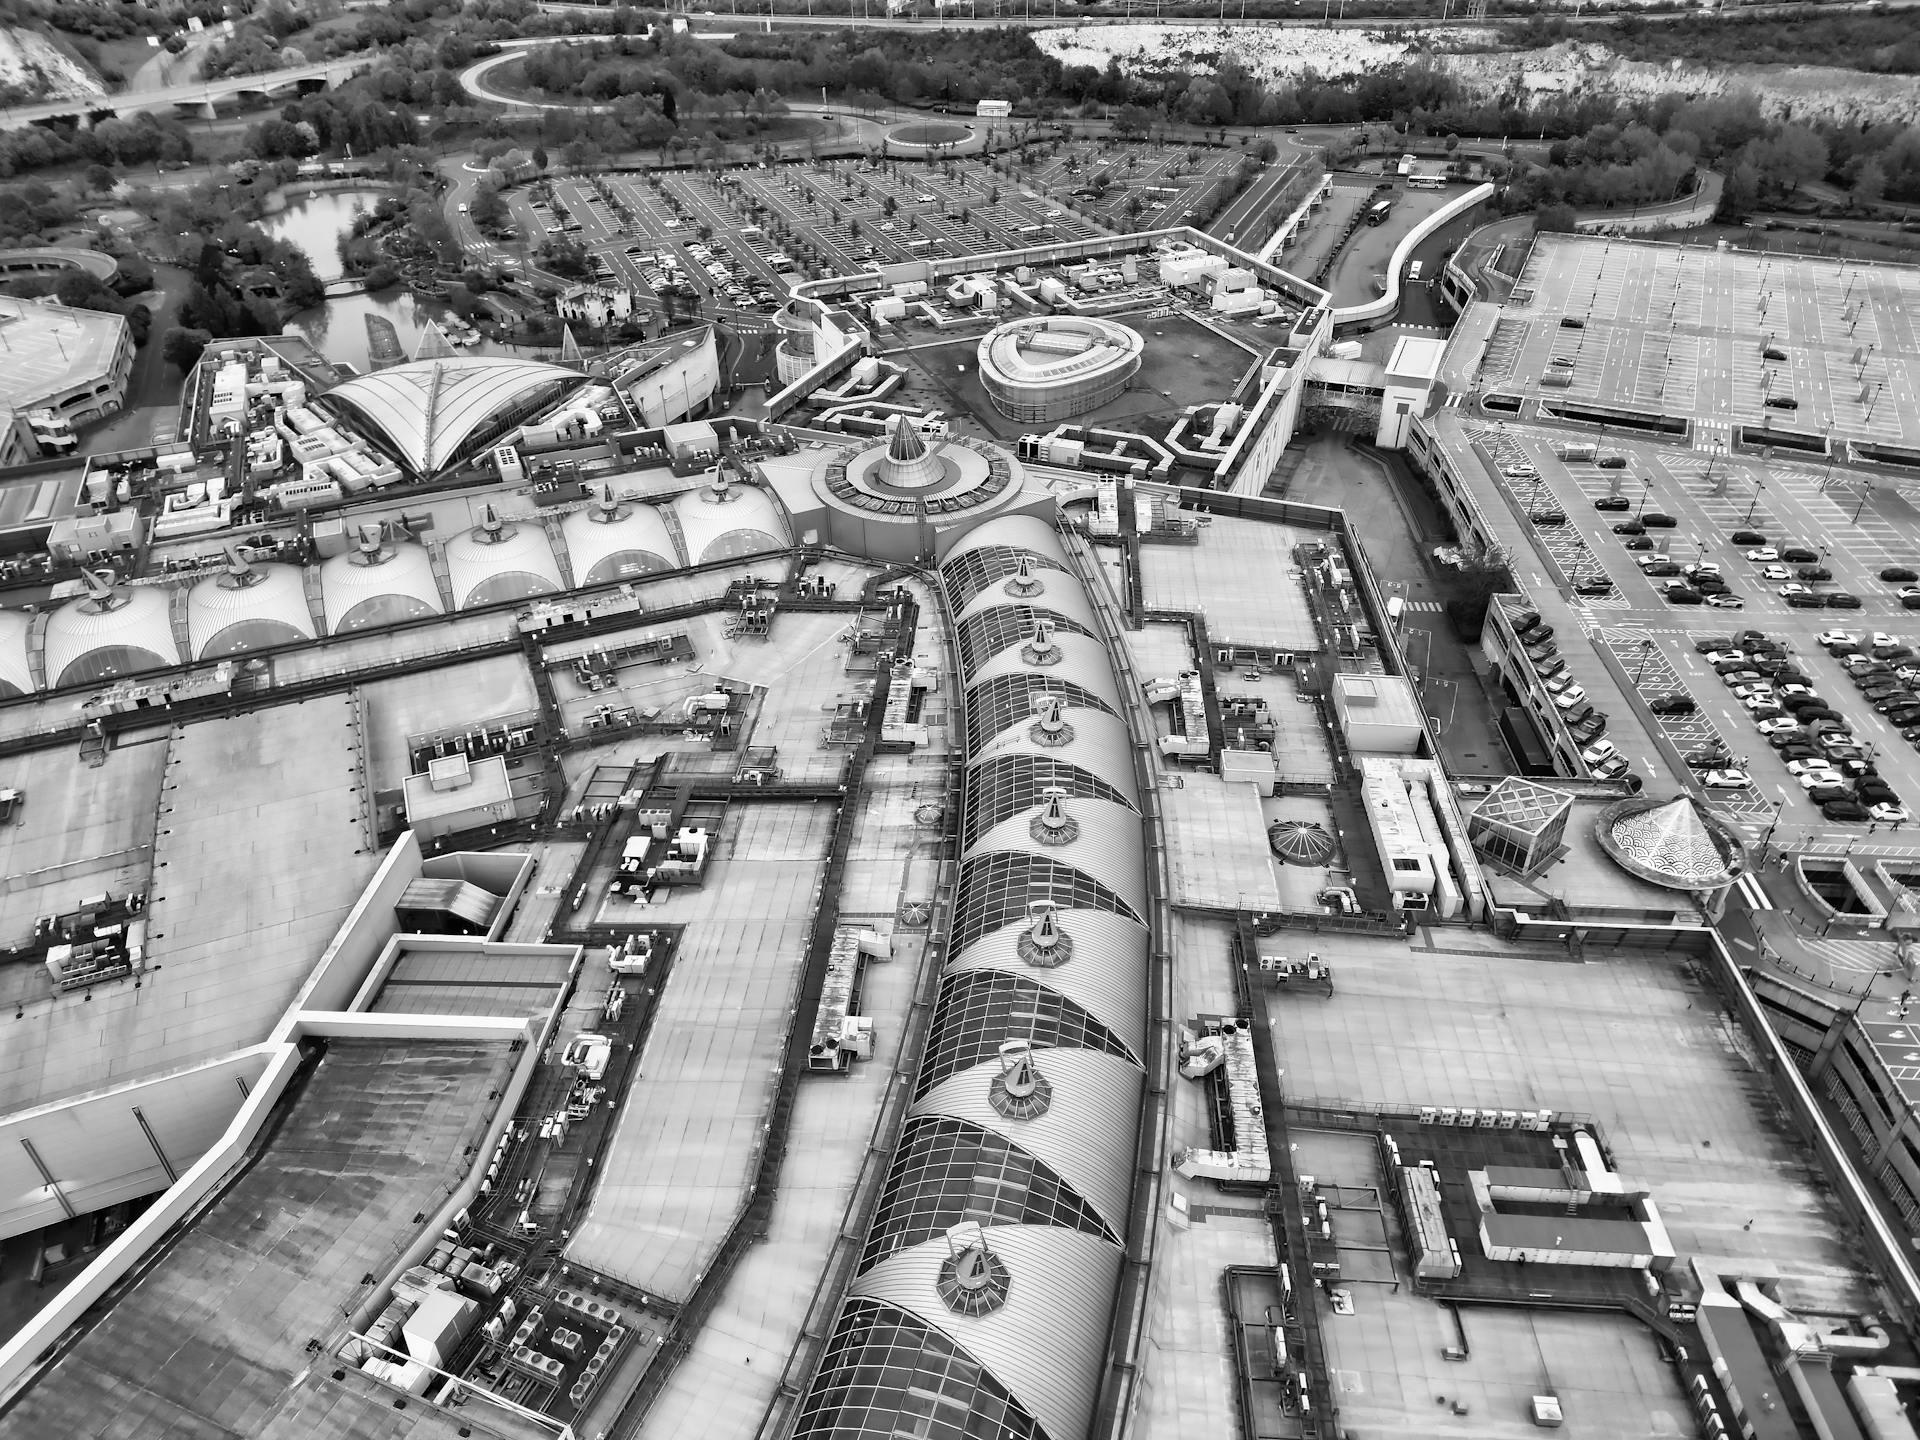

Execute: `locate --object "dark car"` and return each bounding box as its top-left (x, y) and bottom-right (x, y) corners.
top-left (1809, 784), bottom-right (1853, 805)
top-left (1642, 562), bottom-right (1682, 577)
top-left (1781, 546), bottom-right (1819, 563)
top-left (1594, 496), bottom-right (1631, 512)
top-left (1536, 654), bottom-right (1568, 678)
top-left (1666, 587), bottom-right (1704, 605)
top-left (1531, 509), bottom-right (1568, 525)
top-left (1823, 799), bottom-right (1871, 822)
top-left (1901, 594), bottom-right (1920, 610)
top-left (1827, 593), bottom-right (1864, 609)
top-left (1856, 778), bottom-right (1897, 800)
top-left (1883, 567), bottom-right (1919, 582)
top-left (1695, 576), bottom-right (1730, 595)
top-left (1876, 694), bottom-right (1920, 713)
top-left (1781, 695), bottom-right (1829, 714)
top-left (1686, 748), bottom-right (1734, 769)
top-left (1640, 513), bottom-right (1679, 528)
top-left (1733, 631), bottom-right (1773, 646)
top-left (1694, 636), bottom-right (1736, 654)
top-left (1765, 395), bottom-right (1800, 410)
top-left (1795, 706), bottom-right (1844, 723)
top-left (1787, 592), bottom-right (1826, 608)
top-left (1797, 566), bottom-right (1834, 582)
top-left (1560, 316), bottom-right (1586, 329)
top-left (1511, 609), bottom-right (1542, 632)
top-left (1649, 694), bottom-right (1696, 715)
top-left (1875, 645), bottom-right (1916, 662)
top-left (1625, 536), bottom-right (1656, 551)
top-left (1597, 455), bottom-right (1628, 469)
top-left (1829, 640), bottom-right (1863, 655)
top-left (1574, 577), bottom-right (1614, 596)
top-left (1775, 741), bottom-right (1819, 759)
top-left (1571, 719), bottom-right (1607, 744)
top-left (1612, 520), bottom-right (1646, 535)
top-left (1731, 531), bottom-right (1768, 547)
top-left (1890, 707), bottom-right (1920, 728)
top-left (1521, 623), bottom-right (1554, 644)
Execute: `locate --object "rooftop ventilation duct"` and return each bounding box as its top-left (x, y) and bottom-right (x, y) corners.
top-left (936, 1221), bottom-right (1010, 1316)
top-left (472, 503), bottom-right (515, 544)
top-left (1030, 784), bottom-right (1080, 845)
top-left (1017, 899), bottom-right (1073, 967)
top-left (78, 568), bottom-right (130, 612)
top-left (1022, 619), bottom-right (1061, 666)
top-left (990, 1037), bottom-right (1054, 1120)
top-left (217, 544), bottom-right (263, 590)
top-left (1003, 553), bottom-right (1045, 597)
top-left (1028, 693), bottom-right (1075, 747)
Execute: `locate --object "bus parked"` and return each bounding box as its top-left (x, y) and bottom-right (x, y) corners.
top-left (1365, 199), bottom-right (1394, 225)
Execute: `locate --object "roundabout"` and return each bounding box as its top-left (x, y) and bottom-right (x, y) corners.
top-left (886, 120), bottom-right (977, 152)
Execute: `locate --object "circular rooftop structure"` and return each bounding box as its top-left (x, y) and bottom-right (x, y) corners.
top-left (976, 316), bottom-right (1144, 424)
top-left (1595, 795), bottom-right (1747, 892)
top-left (809, 417), bottom-right (1032, 562)
top-left (445, 507), bottom-right (564, 610)
top-left (561, 490), bottom-right (683, 584)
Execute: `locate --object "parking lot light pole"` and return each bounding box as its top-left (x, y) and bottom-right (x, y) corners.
top-left (1744, 479), bottom-right (1766, 525)
top-left (1634, 638), bottom-right (1654, 686)
top-left (1854, 480), bottom-right (1875, 524)
top-left (1635, 477), bottom-right (1652, 518)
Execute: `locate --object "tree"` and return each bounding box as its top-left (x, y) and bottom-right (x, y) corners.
top-left (1254, 138), bottom-right (1278, 165)
top-left (84, 163), bottom-right (116, 192)
top-left (1851, 157), bottom-right (1887, 208)
top-left (532, 145), bottom-right (549, 171)
top-left (1534, 202), bottom-right (1579, 234)
top-left (161, 326), bottom-right (212, 372)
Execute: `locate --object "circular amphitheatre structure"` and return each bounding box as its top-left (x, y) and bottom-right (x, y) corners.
top-left (887, 121), bottom-right (975, 151)
top-left (976, 314), bottom-right (1145, 424)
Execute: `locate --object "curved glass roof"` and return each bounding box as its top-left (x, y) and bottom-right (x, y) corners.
top-left (671, 483), bottom-right (788, 565)
top-left (320, 357), bottom-right (585, 474)
top-left (804, 514), bottom-right (1147, 1440)
top-left (795, 1298), bottom-right (1045, 1440)
top-left (562, 500), bottom-right (684, 585)
top-left (45, 586), bottom-right (179, 690)
top-left (319, 543), bottom-right (445, 633)
top-left (187, 564), bottom-right (315, 659)
top-left (445, 519), bottom-right (564, 610)
top-left (0, 608), bottom-right (32, 697)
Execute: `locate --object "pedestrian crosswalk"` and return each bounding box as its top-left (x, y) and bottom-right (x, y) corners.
top-left (1397, 599), bottom-right (1444, 613)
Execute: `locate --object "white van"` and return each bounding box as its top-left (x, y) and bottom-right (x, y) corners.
top-left (1408, 261), bottom-right (1424, 282)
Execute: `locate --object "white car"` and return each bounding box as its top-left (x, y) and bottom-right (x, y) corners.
top-left (1704, 651), bottom-right (1746, 667)
top-left (1786, 758), bottom-right (1835, 777)
top-left (1686, 562), bottom-right (1723, 578)
top-left (1871, 803), bottom-right (1910, 823)
top-left (1706, 594), bottom-right (1746, 609)
top-left (1798, 769), bottom-right (1845, 791)
top-left (1819, 630), bottom-right (1861, 646)
top-left (1873, 633), bottom-right (1900, 648)
top-left (1582, 739), bottom-right (1620, 765)
top-left (1755, 717), bottom-right (1800, 736)
top-left (1702, 769), bottom-right (1753, 788)
top-left (1503, 464), bottom-right (1538, 479)
top-left (1593, 753), bottom-right (1632, 780)
top-left (1779, 583), bottom-right (1813, 598)
top-left (1745, 548), bottom-right (1780, 562)
top-left (1553, 686), bottom-right (1588, 710)
top-left (1762, 565), bottom-right (1792, 581)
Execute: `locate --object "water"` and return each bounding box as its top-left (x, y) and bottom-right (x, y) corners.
top-left (262, 187), bottom-right (510, 373)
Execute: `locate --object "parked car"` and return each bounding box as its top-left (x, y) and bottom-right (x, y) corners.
top-left (1594, 753), bottom-right (1632, 780)
top-left (1702, 769), bottom-right (1753, 788)
top-left (1624, 537), bottom-right (1655, 551)
top-left (1707, 594), bottom-right (1746, 608)
top-left (1765, 395), bottom-right (1800, 411)
top-left (1731, 531), bottom-right (1768, 547)
top-left (1819, 630), bottom-right (1862, 647)
top-left (1787, 592), bottom-right (1826, 608)
top-left (1782, 547), bottom-right (1820, 564)
top-left (1882, 567), bottom-right (1919, 582)
top-left (1744, 547), bottom-right (1780, 562)
top-left (1649, 694), bottom-right (1697, 715)
top-left (1826, 593), bottom-right (1864, 609)
top-left (1686, 748), bottom-right (1734, 769)
top-left (1695, 637), bottom-right (1737, 654)
top-left (1594, 496), bottom-right (1631, 512)
top-left (1872, 803), bottom-right (1911, 824)
top-left (1531, 509), bottom-right (1568, 525)
top-left (1612, 520), bottom-right (1646, 536)
top-left (1640, 512), bottom-right (1678, 528)
top-left (1755, 717), bottom-right (1800, 736)
top-left (1808, 784), bottom-right (1853, 806)
top-left (1666, 587), bottom-right (1704, 605)
top-left (1582, 739), bottom-right (1620, 765)
top-left (1797, 565), bottom-right (1834, 583)
top-left (1570, 714), bottom-right (1607, 742)
top-left (1822, 799), bottom-right (1870, 822)
top-left (1642, 561), bottom-right (1682, 578)
top-left (1575, 577), bottom-right (1615, 596)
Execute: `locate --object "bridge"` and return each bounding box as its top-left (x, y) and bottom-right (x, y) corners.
top-left (0, 56), bottom-right (373, 129)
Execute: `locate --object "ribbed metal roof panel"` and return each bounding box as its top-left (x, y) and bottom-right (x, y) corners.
top-left (943, 910), bottom-right (1148, 1057)
top-left (445, 518), bottom-right (565, 610)
top-left (321, 357), bottom-right (582, 473)
top-left (911, 1048), bottom-right (1145, 1242)
top-left (561, 500), bottom-right (685, 581)
top-left (941, 513), bottom-right (1071, 568)
top-left (187, 564), bottom-right (316, 658)
top-left (671, 483), bottom-right (788, 564)
top-left (44, 586), bottom-right (179, 689)
top-left (967, 706), bottom-right (1138, 780)
top-left (964, 798), bottom-right (1146, 921)
top-left (851, 1226), bottom-right (1123, 1440)
top-left (954, 578), bottom-right (1099, 637)
top-left (967, 628), bottom-right (1124, 704)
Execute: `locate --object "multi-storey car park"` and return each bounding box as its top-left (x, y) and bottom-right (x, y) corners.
top-left (4, 206), bottom-right (1920, 1440)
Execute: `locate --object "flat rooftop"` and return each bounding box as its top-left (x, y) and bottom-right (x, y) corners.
top-left (1496, 234), bottom-right (1920, 450)
top-left (1267, 931), bottom-right (1875, 1317)
top-left (0, 1038), bottom-right (522, 1440)
top-left (0, 701), bottom-right (380, 1114)
top-left (0, 295), bottom-right (125, 410)
top-left (1135, 514), bottom-right (1320, 652)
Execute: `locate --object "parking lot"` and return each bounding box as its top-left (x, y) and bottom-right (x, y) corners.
top-left (1493, 236), bottom-right (1920, 451)
top-left (1024, 138), bottom-right (1250, 235)
top-left (498, 154), bottom-right (1134, 325)
top-left (1462, 414), bottom-right (1920, 837)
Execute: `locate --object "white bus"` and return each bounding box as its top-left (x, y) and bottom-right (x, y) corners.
top-left (1397, 153), bottom-right (1416, 177)
top-left (976, 99), bottom-right (1012, 119)
top-left (1407, 175), bottom-right (1444, 191)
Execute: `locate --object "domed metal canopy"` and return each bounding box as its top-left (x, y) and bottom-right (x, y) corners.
top-left (1268, 819), bottom-right (1337, 866)
top-left (1595, 794), bottom-right (1746, 891)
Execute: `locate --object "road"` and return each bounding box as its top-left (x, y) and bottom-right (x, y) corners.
top-left (0, 54), bottom-right (372, 128)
